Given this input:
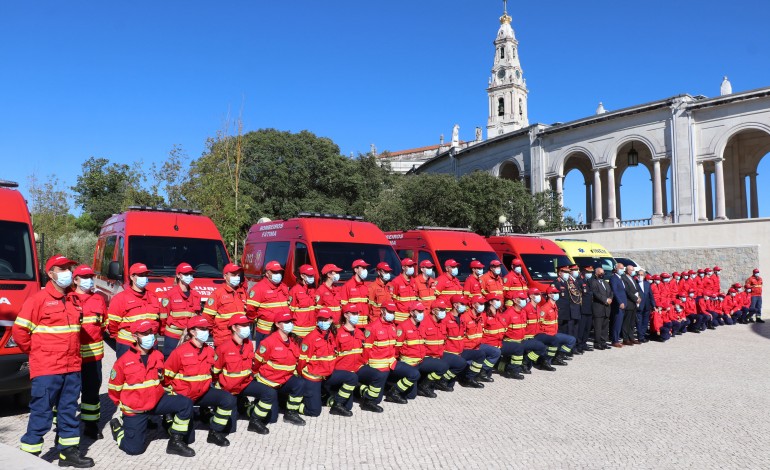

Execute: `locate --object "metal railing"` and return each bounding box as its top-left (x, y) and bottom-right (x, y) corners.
top-left (562, 224), bottom-right (591, 231)
top-left (619, 218), bottom-right (651, 228)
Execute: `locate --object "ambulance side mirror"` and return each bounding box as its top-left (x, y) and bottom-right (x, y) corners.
top-left (107, 261), bottom-right (123, 281)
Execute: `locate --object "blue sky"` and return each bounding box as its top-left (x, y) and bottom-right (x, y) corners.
top-left (1, 1), bottom-right (769, 220)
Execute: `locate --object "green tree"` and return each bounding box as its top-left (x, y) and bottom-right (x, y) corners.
top-left (72, 157), bottom-right (144, 228)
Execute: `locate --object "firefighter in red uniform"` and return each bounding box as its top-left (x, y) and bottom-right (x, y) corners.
top-left (463, 260), bottom-right (485, 297)
top-left (479, 293), bottom-right (508, 380)
top-left (684, 288), bottom-right (701, 331)
top-left (70, 265), bottom-right (107, 440)
top-left (289, 264), bottom-right (318, 337)
top-left (108, 320), bottom-right (195, 457)
top-left (501, 291), bottom-right (548, 378)
top-left (521, 293), bottom-right (557, 371)
top-left (250, 312), bottom-right (306, 427)
top-left (481, 260), bottom-right (505, 297)
top-left (333, 304), bottom-right (367, 412)
top-left (297, 308), bottom-right (356, 418)
top-left (340, 259), bottom-right (371, 327)
top-left (503, 258), bottom-right (528, 307)
top-left (390, 258), bottom-right (418, 323)
top-left (107, 263), bottom-right (161, 359)
top-left (212, 314), bottom-right (269, 434)
top-left (414, 260), bottom-right (438, 304)
top-left (466, 294), bottom-right (501, 381)
top-left (203, 263), bottom-right (247, 348)
top-left (367, 262), bottom-right (394, 324)
top-left (420, 299), bottom-right (457, 393)
top-left (440, 295), bottom-right (486, 389)
top-left (159, 262), bottom-right (202, 358)
top-left (746, 268), bottom-right (764, 322)
top-left (713, 266), bottom-right (723, 291)
top-left (396, 301), bottom-right (448, 399)
top-left (434, 259), bottom-right (463, 302)
top-left (12, 255), bottom-right (94, 467)
top-left (247, 260), bottom-right (291, 345)
top-left (316, 263), bottom-right (343, 323)
top-left (534, 286), bottom-right (575, 366)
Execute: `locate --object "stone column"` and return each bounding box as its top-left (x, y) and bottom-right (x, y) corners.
top-left (605, 166), bottom-right (617, 227)
top-left (555, 175), bottom-right (564, 208)
top-left (585, 181), bottom-right (593, 223)
top-left (652, 159), bottom-right (663, 224)
top-left (739, 175), bottom-right (748, 219)
top-left (750, 172), bottom-right (759, 218)
top-left (592, 169), bottom-right (603, 227)
top-left (714, 158), bottom-right (727, 220)
top-left (705, 171), bottom-right (714, 221)
top-left (662, 163), bottom-right (669, 218)
top-left (696, 161), bottom-right (708, 222)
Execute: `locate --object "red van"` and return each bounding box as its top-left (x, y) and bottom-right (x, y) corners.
top-left (242, 213), bottom-right (402, 287)
top-left (0, 180), bottom-right (41, 400)
top-left (385, 227), bottom-right (503, 282)
top-left (486, 235), bottom-right (573, 292)
top-left (93, 206), bottom-right (231, 304)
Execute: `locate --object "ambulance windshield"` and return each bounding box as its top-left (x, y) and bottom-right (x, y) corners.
top-left (519, 254), bottom-right (573, 282)
top-left (435, 250), bottom-right (506, 282)
top-left (312, 242), bottom-right (402, 281)
top-left (572, 256), bottom-right (616, 272)
top-left (0, 221), bottom-right (35, 281)
top-left (128, 236), bottom-right (230, 278)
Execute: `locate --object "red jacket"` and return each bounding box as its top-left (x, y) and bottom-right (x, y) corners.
top-left (414, 275), bottom-right (437, 303)
top-left (334, 326), bottom-right (365, 373)
top-left (340, 277), bottom-right (370, 326)
top-left (69, 290), bottom-right (108, 363)
top-left (537, 301), bottom-right (559, 335)
top-left (420, 314), bottom-right (446, 358)
top-left (213, 337), bottom-right (254, 395)
top-left (697, 297), bottom-right (709, 314)
top-left (460, 310), bottom-right (484, 350)
top-left (522, 303), bottom-right (539, 339)
top-left (746, 275), bottom-right (763, 296)
top-left (444, 313), bottom-right (466, 355)
top-left (288, 283), bottom-right (317, 337)
top-left (390, 274), bottom-right (418, 323)
top-left (480, 272), bottom-right (505, 297)
top-left (396, 319), bottom-right (425, 365)
top-left (12, 282), bottom-right (82, 378)
top-left (202, 283), bottom-right (248, 347)
top-left (481, 310), bottom-right (507, 348)
top-left (363, 317), bottom-right (397, 371)
top-left (107, 286), bottom-right (161, 345)
top-left (108, 347), bottom-right (165, 415)
top-left (434, 274), bottom-right (462, 302)
top-left (316, 283), bottom-right (343, 324)
top-left (463, 274), bottom-right (483, 298)
top-left (684, 297), bottom-right (697, 315)
top-left (159, 285), bottom-right (201, 340)
top-left (254, 330), bottom-right (300, 388)
top-left (298, 327), bottom-right (337, 381)
top-left (503, 272), bottom-right (528, 307)
top-left (164, 340), bottom-right (214, 401)
top-left (247, 278), bottom-right (290, 336)
top-left (503, 305), bottom-right (527, 342)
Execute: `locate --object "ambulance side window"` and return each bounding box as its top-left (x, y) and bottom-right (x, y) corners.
top-left (398, 249), bottom-right (414, 261)
top-left (115, 237), bottom-right (124, 275)
top-left (502, 254), bottom-right (516, 270)
top-left (265, 241), bottom-right (290, 269)
top-left (100, 236), bottom-right (117, 275)
top-left (293, 242), bottom-right (310, 277)
top-left (418, 251), bottom-right (436, 267)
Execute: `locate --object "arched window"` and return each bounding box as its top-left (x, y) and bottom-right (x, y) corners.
top-left (498, 98), bottom-right (505, 116)
top-left (519, 98), bottom-right (523, 117)
top-left (500, 47), bottom-right (505, 59)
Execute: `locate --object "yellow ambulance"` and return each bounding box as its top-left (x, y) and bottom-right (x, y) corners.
top-left (553, 239), bottom-right (617, 272)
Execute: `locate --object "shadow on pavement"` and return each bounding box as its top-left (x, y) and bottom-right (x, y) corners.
top-left (751, 322), bottom-right (770, 339)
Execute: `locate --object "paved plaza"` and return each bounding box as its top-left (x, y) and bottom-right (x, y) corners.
top-left (2, 323), bottom-right (770, 469)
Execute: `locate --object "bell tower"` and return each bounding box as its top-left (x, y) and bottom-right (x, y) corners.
top-left (486, 1), bottom-right (528, 137)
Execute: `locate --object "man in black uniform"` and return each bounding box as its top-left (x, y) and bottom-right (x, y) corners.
top-left (554, 265), bottom-right (571, 336)
top-left (576, 266), bottom-right (594, 352)
top-left (621, 265), bottom-right (641, 345)
top-left (589, 267), bottom-right (613, 350)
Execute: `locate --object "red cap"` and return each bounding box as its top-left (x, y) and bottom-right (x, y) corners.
top-left (672, 272), bottom-right (680, 277)
top-left (176, 262), bottom-right (195, 275)
top-left (444, 259), bottom-right (459, 268)
top-left (470, 260), bottom-right (484, 269)
top-left (341, 303), bottom-right (360, 314)
top-left (732, 282), bottom-right (742, 288)
top-left (228, 314), bottom-right (250, 327)
top-left (431, 299), bottom-right (449, 310)
top-left (511, 259), bottom-right (522, 266)
top-left (728, 288), bottom-right (737, 294)
top-left (376, 262), bottom-right (393, 272)
top-left (382, 301), bottom-right (397, 312)
top-left (489, 260), bottom-right (502, 267)
top-left (697, 269), bottom-right (705, 274)
top-left (514, 291), bottom-right (528, 300)
top-left (352, 259), bottom-right (370, 269)
top-left (485, 292), bottom-right (502, 302)
top-left (528, 288), bottom-right (541, 296)
top-left (223, 263), bottom-right (243, 274)
top-left (661, 272), bottom-right (671, 278)
top-left (558, 265), bottom-right (570, 273)
top-left (688, 270), bottom-right (696, 275)
top-left (705, 268), bottom-right (713, 273)
top-left (547, 286), bottom-right (560, 294)
top-left (274, 312), bottom-right (295, 323)
top-left (469, 294), bottom-right (485, 304)
top-left (322, 264), bottom-right (343, 275)
top-left (129, 263), bottom-right (151, 276)
top-left (265, 261), bottom-right (284, 272)
top-left (187, 316), bottom-right (211, 330)
top-left (45, 254), bottom-right (77, 272)
top-left (409, 301), bottom-right (426, 312)
top-left (653, 275), bottom-right (661, 281)
top-left (569, 264), bottom-right (579, 271)
top-left (645, 274), bottom-right (652, 281)
top-left (72, 265), bottom-right (95, 278)
top-left (754, 268), bottom-right (760, 274)
top-left (713, 266), bottom-right (721, 271)
top-left (688, 288), bottom-right (696, 293)
top-left (420, 260), bottom-right (434, 268)
top-left (583, 265), bottom-right (594, 272)
top-left (131, 319), bottom-right (158, 335)
top-left (450, 294), bottom-right (468, 305)
top-left (401, 258), bottom-right (416, 267)
top-left (299, 264), bottom-right (316, 276)
top-left (316, 308), bottom-right (333, 319)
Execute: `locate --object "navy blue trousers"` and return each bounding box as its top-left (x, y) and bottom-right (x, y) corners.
top-left (119, 394), bottom-right (194, 456)
top-left (21, 373), bottom-right (81, 454)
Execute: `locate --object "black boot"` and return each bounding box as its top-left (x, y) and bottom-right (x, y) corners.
top-left (83, 421), bottom-right (103, 440)
top-left (207, 430), bottom-right (230, 447)
top-left (458, 376), bottom-right (484, 388)
top-left (247, 416), bottom-right (269, 434)
top-left (552, 356), bottom-right (568, 366)
top-left (757, 318), bottom-right (765, 323)
top-left (416, 379), bottom-right (437, 398)
top-left (166, 433), bottom-right (195, 457)
top-left (384, 387), bottom-right (408, 404)
top-left (283, 410), bottom-right (306, 426)
top-left (534, 357), bottom-right (557, 372)
top-left (432, 378), bottom-right (453, 392)
top-left (560, 352), bottom-right (573, 361)
top-left (477, 370), bottom-right (494, 383)
top-left (58, 446), bottom-right (94, 468)
top-left (360, 398), bottom-right (384, 413)
top-left (329, 402), bottom-right (353, 417)
top-left (109, 418), bottom-right (122, 442)
top-left (504, 365), bottom-right (525, 380)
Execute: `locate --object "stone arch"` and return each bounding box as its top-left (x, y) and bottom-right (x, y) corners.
top-left (498, 159), bottom-right (522, 181)
top-left (554, 145), bottom-right (597, 176)
top-left (717, 124), bottom-right (770, 219)
top-left (713, 121), bottom-right (770, 161)
top-left (608, 134), bottom-right (661, 167)
top-left (611, 138), bottom-right (658, 222)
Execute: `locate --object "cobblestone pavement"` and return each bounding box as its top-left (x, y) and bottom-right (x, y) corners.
top-left (2, 323), bottom-right (770, 469)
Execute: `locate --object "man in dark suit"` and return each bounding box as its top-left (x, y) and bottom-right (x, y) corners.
top-left (589, 266), bottom-right (613, 350)
top-left (609, 263), bottom-right (627, 348)
top-left (554, 265), bottom-right (571, 335)
top-left (622, 265), bottom-right (641, 345)
top-left (576, 266), bottom-right (595, 352)
top-left (635, 268), bottom-right (656, 343)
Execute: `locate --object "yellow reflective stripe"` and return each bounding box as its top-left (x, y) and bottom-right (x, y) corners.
top-left (483, 328), bottom-right (506, 335)
top-left (14, 317), bottom-right (36, 330)
top-left (466, 333), bottom-right (482, 339)
top-left (447, 336), bottom-right (463, 341)
top-left (301, 368), bottom-right (327, 381)
top-left (293, 325), bottom-right (314, 336)
top-left (169, 311), bottom-right (195, 319)
top-left (420, 296), bottom-right (437, 301)
top-left (337, 349), bottom-right (363, 356)
top-left (32, 325), bottom-right (80, 334)
top-left (260, 302), bottom-right (289, 308)
top-left (289, 306), bottom-right (316, 313)
top-left (107, 382), bottom-right (123, 392)
top-left (256, 375), bottom-right (280, 388)
top-left (245, 299), bottom-right (260, 307)
top-left (542, 320), bottom-right (557, 325)
top-left (107, 314), bottom-right (123, 322)
top-left (403, 339), bottom-right (424, 345)
top-left (122, 313), bottom-right (158, 322)
top-left (424, 339), bottom-right (444, 345)
top-left (202, 307), bottom-right (217, 315)
top-left (222, 369), bottom-right (251, 378)
top-left (392, 295), bottom-right (417, 301)
top-left (368, 357), bottom-right (396, 368)
top-left (503, 338), bottom-right (522, 343)
top-left (122, 379), bottom-right (161, 391)
top-left (399, 357), bottom-right (422, 365)
top-left (58, 436), bottom-right (80, 446)
top-left (119, 404), bottom-right (147, 414)
top-left (308, 355), bottom-right (335, 362)
top-left (266, 361), bottom-right (296, 372)
top-left (81, 342), bottom-right (104, 358)
top-left (164, 371), bottom-right (211, 382)
top-left (21, 442), bottom-right (43, 453)
top-left (255, 319), bottom-right (274, 330)
top-left (81, 315), bottom-right (102, 324)
top-left (508, 324), bottom-right (526, 329)
top-left (215, 311), bottom-right (244, 320)
top-left (373, 340), bottom-right (396, 347)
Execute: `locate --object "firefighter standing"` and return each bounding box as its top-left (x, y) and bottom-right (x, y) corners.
top-left (288, 264), bottom-right (318, 337)
top-left (414, 260), bottom-right (438, 304)
top-left (434, 259), bottom-right (463, 302)
top-left (12, 255), bottom-right (95, 467)
top-left (316, 263), bottom-right (343, 324)
top-left (746, 269), bottom-right (764, 322)
top-left (339, 259), bottom-right (371, 326)
top-left (367, 262), bottom-right (394, 324)
top-left (202, 263), bottom-right (247, 348)
top-left (159, 262), bottom-right (202, 358)
top-left (390, 258), bottom-right (418, 323)
top-left (107, 263), bottom-right (161, 358)
top-left (247, 261), bottom-right (291, 345)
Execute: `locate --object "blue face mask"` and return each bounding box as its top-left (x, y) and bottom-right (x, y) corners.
top-left (514, 266), bottom-right (522, 274)
top-left (533, 295), bottom-right (542, 304)
top-left (332, 272), bottom-right (340, 282)
top-left (53, 270), bottom-right (73, 288)
top-left (585, 273), bottom-right (593, 280)
top-left (552, 294), bottom-right (560, 302)
top-left (281, 322), bottom-right (294, 334)
top-left (517, 299), bottom-right (527, 308)
top-left (414, 312), bottom-right (424, 323)
top-left (228, 275), bottom-right (240, 287)
top-left (305, 276), bottom-right (315, 285)
top-left (237, 326), bottom-right (251, 339)
top-left (475, 304), bottom-right (484, 313)
top-left (405, 267), bottom-right (415, 276)
top-left (318, 320), bottom-right (332, 331)
top-left (436, 310), bottom-right (447, 320)
top-left (382, 272), bottom-right (391, 282)
top-left (450, 267), bottom-right (459, 277)
top-left (358, 269), bottom-right (368, 280)
top-left (424, 268), bottom-right (434, 277)
top-left (139, 334), bottom-right (155, 350)
top-left (78, 277), bottom-right (94, 292)
top-left (135, 276), bottom-right (149, 289)
top-left (181, 274), bottom-right (194, 285)
top-left (456, 304), bottom-right (467, 314)
top-left (384, 312), bottom-right (395, 322)
top-left (348, 314), bottom-right (359, 326)
top-left (271, 273), bottom-right (283, 284)
top-left (194, 329), bottom-right (210, 344)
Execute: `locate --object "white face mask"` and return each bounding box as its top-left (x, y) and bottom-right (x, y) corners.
top-left (514, 266), bottom-right (522, 274)
top-left (492, 300), bottom-right (502, 310)
top-left (456, 304), bottom-right (467, 314)
top-left (405, 267), bottom-right (415, 276)
top-left (270, 273), bottom-right (283, 284)
top-left (533, 295), bottom-right (541, 303)
top-left (571, 270), bottom-right (580, 279)
top-left (492, 267), bottom-right (501, 276)
top-left (585, 273), bottom-right (593, 280)
top-left (358, 269), bottom-right (368, 280)
top-left (78, 277), bottom-right (94, 292)
top-left (517, 299), bottom-right (527, 308)
top-left (560, 273), bottom-right (569, 281)
top-left (474, 269), bottom-right (483, 277)
top-left (304, 276), bottom-right (315, 285)
top-left (424, 268), bottom-right (434, 277)
top-left (436, 310), bottom-right (447, 320)
top-left (228, 275), bottom-right (241, 287)
top-left (551, 294), bottom-right (560, 302)
top-left (53, 270), bottom-right (73, 289)
top-left (181, 274), bottom-right (194, 285)
top-left (450, 267), bottom-right (459, 277)
top-left (332, 272), bottom-right (341, 282)
top-left (474, 304), bottom-right (484, 313)
top-left (382, 272), bottom-right (391, 282)
top-left (756, 272), bottom-right (761, 277)
top-left (135, 276), bottom-right (148, 289)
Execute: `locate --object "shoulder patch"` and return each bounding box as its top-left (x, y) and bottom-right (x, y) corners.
top-left (364, 329), bottom-right (371, 338)
top-left (301, 343), bottom-right (309, 352)
top-left (161, 298), bottom-right (169, 307)
top-left (249, 290), bottom-right (255, 298)
top-left (110, 369), bottom-right (117, 380)
top-left (207, 298), bottom-right (215, 306)
top-left (259, 345), bottom-right (266, 354)
top-left (397, 329), bottom-right (403, 336)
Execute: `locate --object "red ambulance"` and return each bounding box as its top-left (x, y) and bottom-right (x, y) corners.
top-left (486, 235), bottom-right (573, 291)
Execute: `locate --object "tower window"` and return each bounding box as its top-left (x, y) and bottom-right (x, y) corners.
top-left (500, 47), bottom-right (505, 59)
top-left (519, 98), bottom-right (523, 117)
top-left (498, 98), bottom-right (505, 116)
